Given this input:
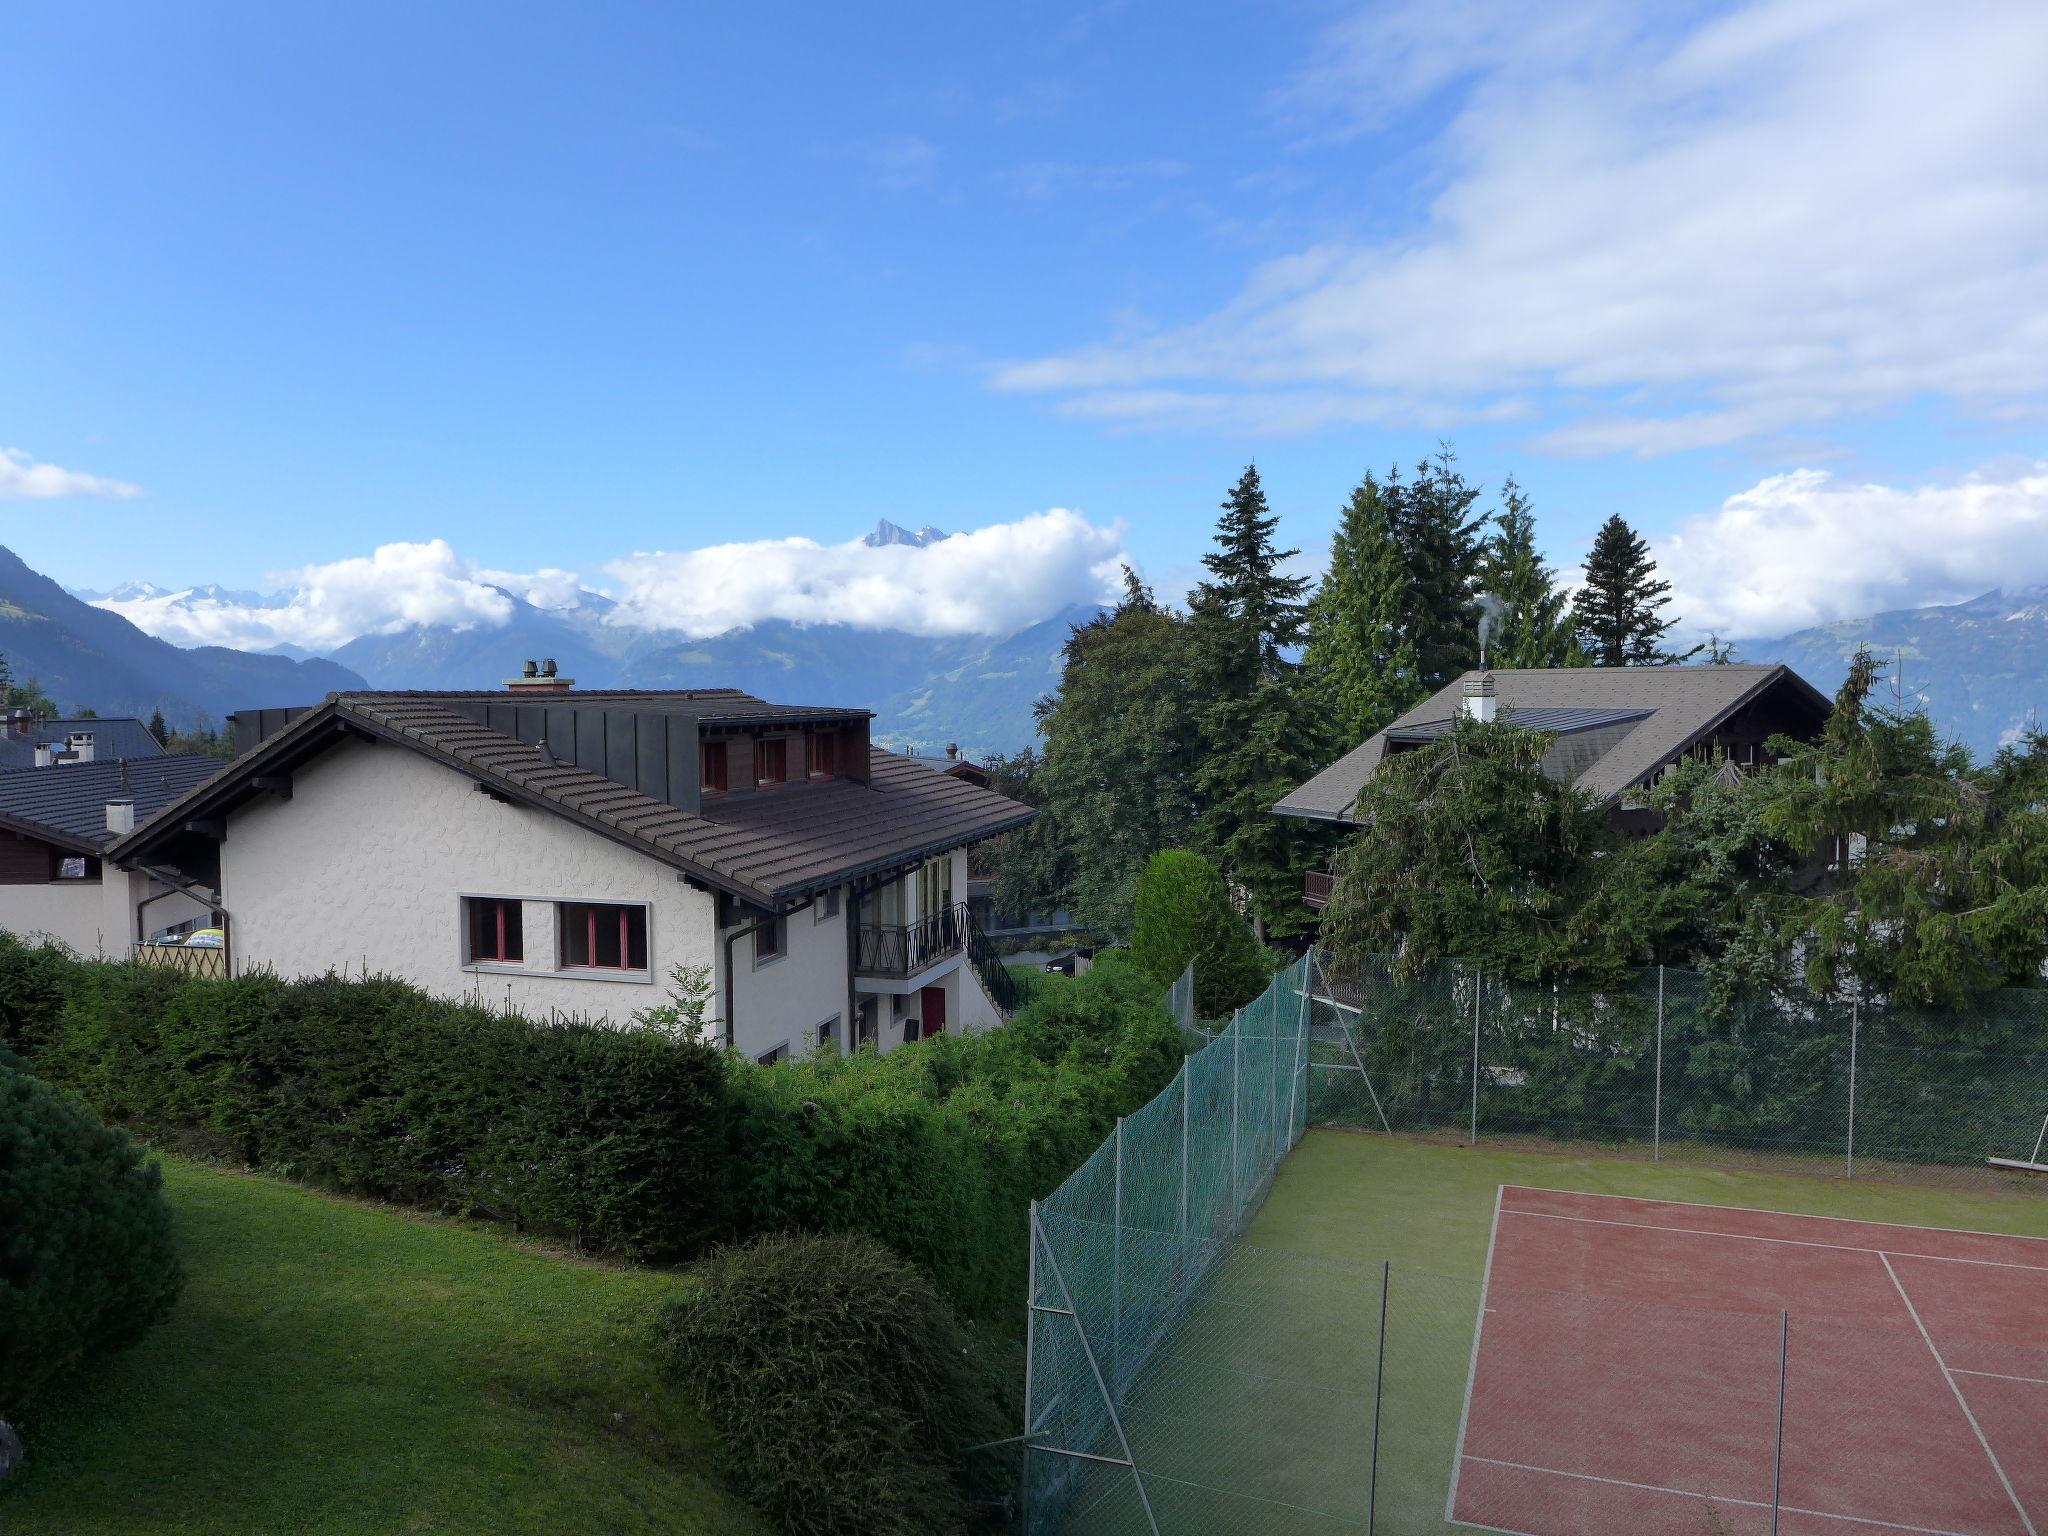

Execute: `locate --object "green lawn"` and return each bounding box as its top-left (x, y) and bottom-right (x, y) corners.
top-left (1059, 1130), bottom-right (2048, 1535)
top-left (1, 1156), bottom-right (767, 1536)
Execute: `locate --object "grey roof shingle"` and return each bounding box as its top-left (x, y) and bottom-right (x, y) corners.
top-left (112, 691), bottom-right (1034, 906)
top-left (0, 717), bottom-right (166, 770)
top-left (1273, 664), bottom-right (1831, 823)
top-left (0, 755), bottom-right (225, 853)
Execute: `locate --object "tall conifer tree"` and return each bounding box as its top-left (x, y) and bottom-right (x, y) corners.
top-left (1386, 446), bottom-right (1486, 689)
top-left (1190, 465), bottom-right (1319, 937)
top-left (1302, 470), bottom-right (1419, 743)
top-left (1478, 476), bottom-right (1581, 669)
top-left (1572, 514), bottom-right (1689, 665)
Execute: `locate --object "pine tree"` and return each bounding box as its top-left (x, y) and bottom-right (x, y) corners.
top-left (1477, 477), bottom-right (1581, 669)
top-left (1302, 470), bottom-right (1420, 743)
top-left (1385, 446), bottom-right (1486, 689)
top-left (146, 708), bottom-right (169, 745)
top-left (1189, 465), bottom-right (1319, 938)
top-left (1572, 514), bottom-right (1690, 666)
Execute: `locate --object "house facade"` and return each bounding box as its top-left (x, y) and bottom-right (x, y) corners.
top-left (1276, 663), bottom-right (1834, 909)
top-left (109, 685), bottom-right (1035, 1062)
top-left (0, 753), bottom-right (224, 955)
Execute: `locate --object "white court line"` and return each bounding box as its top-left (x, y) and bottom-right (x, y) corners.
top-left (1880, 1252), bottom-right (2038, 1536)
top-left (1506, 1184), bottom-right (2048, 1248)
top-left (1500, 1207), bottom-right (2048, 1275)
top-left (1457, 1454), bottom-right (1991, 1536)
top-left (1445, 1185), bottom-right (1505, 1526)
top-left (1955, 1368), bottom-right (2048, 1388)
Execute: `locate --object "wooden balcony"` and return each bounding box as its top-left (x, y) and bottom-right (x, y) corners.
top-left (1303, 869), bottom-right (1336, 911)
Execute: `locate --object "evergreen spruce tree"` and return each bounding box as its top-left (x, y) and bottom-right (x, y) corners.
top-left (1189, 465), bottom-right (1319, 938)
top-left (146, 708), bottom-right (169, 745)
top-left (1572, 514), bottom-right (1690, 666)
top-left (1302, 471), bottom-right (1420, 743)
top-left (1477, 477), bottom-right (1581, 669)
top-left (1385, 446), bottom-right (1486, 689)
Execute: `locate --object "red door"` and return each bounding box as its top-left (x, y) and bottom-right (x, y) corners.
top-left (919, 985), bottom-right (947, 1038)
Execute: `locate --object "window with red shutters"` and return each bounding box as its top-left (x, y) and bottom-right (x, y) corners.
top-left (807, 731), bottom-right (836, 778)
top-left (701, 739), bottom-right (728, 795)
top-left (757, 736), bottom-right (788, 787)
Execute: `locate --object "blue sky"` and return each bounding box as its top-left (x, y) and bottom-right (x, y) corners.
top-left (5, 0), bottom-right (2046, 650)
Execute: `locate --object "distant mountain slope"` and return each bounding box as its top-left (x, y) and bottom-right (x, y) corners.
top-left (0, 546), bottom-right (365, 724)
top-left (1739, 587), bottom-right (2048, 760)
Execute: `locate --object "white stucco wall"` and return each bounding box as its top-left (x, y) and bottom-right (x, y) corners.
top-left (221, 738), bottom-right (722, 1024)
top-left (0, 880), bottom-right (116, 957)
top-left (725, 888), bottom-right (852, 1061)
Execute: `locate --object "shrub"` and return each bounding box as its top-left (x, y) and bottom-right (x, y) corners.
top-left (0, 1057), bottom-right (183, 1424)
top-left (14, 952), bottom-right (729, 1260)
top-left (654, 1232), bottom-right (1011, 1536)
top-left (716, 954), bottom-right (1183, 1314)
top-left (1129, 849), bottom-right (1269, 1015)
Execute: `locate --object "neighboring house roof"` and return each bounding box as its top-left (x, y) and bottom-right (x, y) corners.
top-left (111, 692), bottom-right (1034, 908)
top-left (0, 716), bottom-right (166, 769)
top-left (906, 753), bottom-right (992, 787)
top-left (1274, 663), bottom-right (1832, 823)
top-left (0, 755), bottom-right (225, 855)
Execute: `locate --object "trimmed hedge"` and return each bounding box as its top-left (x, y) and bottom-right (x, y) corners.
top-left (1, 1054), bottom-right (183, 1424)
top-left (0, 940), bottom-right (728, 1259)
top-left (655, 1232), bottom-right (1013, 1536)
top-left (1129, 848), bottom-right (1270, 1016)
top-left (0, 937), bottom-right (1183, 1315)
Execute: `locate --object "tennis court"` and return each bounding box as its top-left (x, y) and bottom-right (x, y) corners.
top-left (1452, 1188), bottom-right (2048, 1536)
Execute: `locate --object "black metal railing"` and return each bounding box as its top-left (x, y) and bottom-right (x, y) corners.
top-left (856, 902), bottom-right (968, 978)
top-left (967, 914), bottom-right (1040, 1016)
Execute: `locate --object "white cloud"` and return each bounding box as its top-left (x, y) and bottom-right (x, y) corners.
top-left (995, 0), bottom-right (2048, 448)
top-left (0, 447), bottom-right (141, 500)
top-left (846, 134), bottom-right (940, 191)
top-left (94, 513), bottom-right (1128, 652)
top-left (96, 540), bottom-right (524, 652)
top-left (601, 509), bottom-right (1128, 639)
top-left (1658, 461), bottom-right (2048, 636)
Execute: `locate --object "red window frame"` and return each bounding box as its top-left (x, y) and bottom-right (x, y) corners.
top-left (466, 896), bottom-right (524, 964)
top-left (757, 736), bottom-right (788, 787)
top-left (700, 739), bottom-right (728, 795)
top-left (807, 730), bottom-right (836, 779)
top-left (558, 902), bottom-right (649, 971)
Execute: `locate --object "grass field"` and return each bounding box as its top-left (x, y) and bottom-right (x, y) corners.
top-left (0, 1156), bottom-right (767, 1536)
top-left (1057, 1129), bottom-right (2048, 1535)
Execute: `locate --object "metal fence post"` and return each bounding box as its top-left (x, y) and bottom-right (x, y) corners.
top-left (1367, 1259), bottom-right (1390, 1535)
top-left (1771, 1309), bottom-right (1788, 1536)
top-left (1846, 999), bottom-right (1859, 1180)
top-left (1470, 966), bottom-right (1482, 1145)
top-left (1022, 1198), bottom-right (1039, 1534)
top-left (1653, 964), bottom-right (1665, 1161)
top-left (1112, 1116), bottom-right (1124, 1394)
top-left (1178, 1059), bottom-right (1190, 1269)
top-left (1232, 1018), bottom-right (1243, 1228)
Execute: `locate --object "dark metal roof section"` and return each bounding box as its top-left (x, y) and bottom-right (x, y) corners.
top-left (113, 689), bottom-right (1032, 908)
top-left (1274, 663), bottom-right (1833, 823)
top-left (0, 755), bottom-right (225, 854)
top-left (0, 716), bottom-right (167, 769)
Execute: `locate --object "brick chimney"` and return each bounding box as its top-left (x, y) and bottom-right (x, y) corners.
top-left (504, 657), bottom-right (574, 694)
top-left (1460, 672), bottom-right (1497, 724)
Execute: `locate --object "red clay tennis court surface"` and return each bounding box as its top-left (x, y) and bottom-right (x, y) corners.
top-left (1450, 1187), bottom-right (2048, 1536)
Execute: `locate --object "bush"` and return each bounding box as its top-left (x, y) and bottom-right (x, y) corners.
top-left (716, 954), bottom-right (1182, 1315)
top-left (654, 1232), bottom-right (1011, 1536)
top-left (1129, 849), bottom-right (1269, 1015)
top-left (1, 937), bottom-right (728, 1260)
top-left (0, 1057), bottom-right (183, 1424)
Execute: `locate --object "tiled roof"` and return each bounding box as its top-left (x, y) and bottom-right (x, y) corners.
top-left (1274, 664), bottom-right (1831, 822)
top-left (0, 717), bottom-right (166, 770)
top-left (114, 692), bottom-right (1032, 906)
top-left (0, 755), bottom-right (225, 853)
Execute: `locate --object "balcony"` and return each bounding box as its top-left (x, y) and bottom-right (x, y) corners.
top-left (1304, 869), bottom-right (1336, 911)
top-left (856, 902), bottom-right (968, 980)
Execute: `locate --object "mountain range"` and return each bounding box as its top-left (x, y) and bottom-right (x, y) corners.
top-left (21, 522), bottom-right (2048, 763)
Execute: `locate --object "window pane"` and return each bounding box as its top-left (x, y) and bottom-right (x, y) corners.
top-left (756, 918), bottom-right (781, 960)
top-left (808, 732), bottom-right (835, 777)
top-left (701, 740), bottom-right (727, 793)
top-left (759, 737), bottom-right (787, 784)
top-left (627, 907), bottom-right (647, 970)
top-left (502, 902), bottom-right (523, 962)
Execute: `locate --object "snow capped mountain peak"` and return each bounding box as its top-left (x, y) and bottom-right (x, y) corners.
top-left (862, 519), bottom-right (950, 549)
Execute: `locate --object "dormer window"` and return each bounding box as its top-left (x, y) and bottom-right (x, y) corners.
top-left (807, 731), bottom-right (836, 779)
top-left (701, 739), bottom-right (728, 795)
top-left (758, 736), bottom-right (788, 787)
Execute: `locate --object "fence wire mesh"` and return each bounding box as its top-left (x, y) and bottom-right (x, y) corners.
top-left (1310, 951), bottom-right (2048, 1186)
top-left (1020, 949), bottom-right (2048, 1534)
